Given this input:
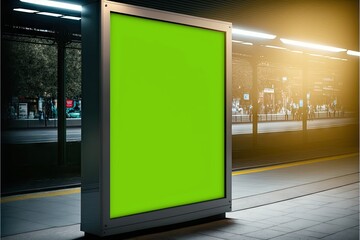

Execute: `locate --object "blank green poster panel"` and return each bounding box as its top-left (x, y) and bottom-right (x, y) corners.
top-left (110, 13), bottom-right (225, 219)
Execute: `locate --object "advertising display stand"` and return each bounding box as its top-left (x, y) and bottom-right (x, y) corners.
top-left (81, 1), bottom-right (232, 237)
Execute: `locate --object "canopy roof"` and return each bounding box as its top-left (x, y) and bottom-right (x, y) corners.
top-left (2, 0), bottom-right (358, 50)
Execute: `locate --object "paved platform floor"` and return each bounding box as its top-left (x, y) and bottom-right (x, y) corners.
top-left (1, 153), bottom-right (359, 239)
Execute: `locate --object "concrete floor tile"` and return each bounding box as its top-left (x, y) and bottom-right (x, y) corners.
top-left (226, 211), bottom-right (273, 222)
top-left (289, 199), bottom-right (327, 206)
top-left (348, 205), bottom-right (359, 211)
top-left (307, 207), bottom-right (355, 218)
top-left (199, 229), bottom-right (237, 239)
top-left (6, 209), bottom-right (57, 222)
top-left (278, 201), bottom-right (301, 208)
top-left (268, 225), bottom-right (294, 233)
top-left (276, 206), bottom-right (316, 214)
top-left (168, 226), bottom-right (204, 236)
top-left (298, 204), bottom-right (323, 210)
top-left (329, 185), bottom-right (358, 193)
top-left (338, 190), bottom-right (359, 199)
top-left (292, 229), bottom-right (329, 238)
top-left (243, 229), bottom-right (286, 239)
top-left (1, 205), bottom-right (25, 216)
top-left (172, 233), bottom-right (223, 240)
top-left (260, 215), bottom-right (299, 224)
top-left (278, 219), bottom-right (320, 231)
top-left (223, 235), bottom-right (262, 240)
top-left (222, 225), bottom-right (263, 235)
top-left (289, 212), bottom-right (337, 222)
top-left (321, 228), bottom-right (359, 240)
top-left (305, 222), bottom-right (351, 235)
top-left (65, 194), bottom-right (81, 200)
top-left (5, 200), bottom-right (80, 217)
top-left (325, 216), bottom-right (359, 228)
top-left (299, 195), bottom-right (342, 203)
top-left (31, 214), bottom-right (80, 227)
top-left (261, 203), bottom-right (294, 212)
top-left (318, 189), bottom-right (343, 196)
top-left (270, 233), bottom-right (318, 240)
top-left (2, 159), bottom-right (358, 240)
top-left (41, 195), bottom-right (81, 208)
top-left (133, 233), bottom-right (173, 240)
top-left (0, 224), bottom-right (84, 240)
top-left (1, 216), bottom-right (51, 237)
top-left (231, 219), bottom-right (277, 229)
top-left (347, 213), bottom-right (359, 220)
top-left (245, 208), bottom-right (288, 217)
top-left (324, 199), bottom-right (359, 209)
top-left (5, 199), bottom-right (38, 208)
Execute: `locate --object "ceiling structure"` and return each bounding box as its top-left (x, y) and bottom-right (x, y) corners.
top-left (117, 0), bottom-right (359, 51)
top-left (2, 0), bottom-right (81, 41)
top-left (1, 0), bottom-right (359, 51)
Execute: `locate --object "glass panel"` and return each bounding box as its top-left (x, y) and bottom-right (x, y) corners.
top-left (306, 57), bottom-right (359, 151)
top-left (231, 41), bottom-right (358, 168)
top-left (232, 43), bottom-right (253, 135)
top-left (257, 57), bottom-right (304, 127)
top-left (306, 58), bottom-right (353, 123)
top-left (1, 36), bottom-right (83, 193)
top-left (65, 43), bottom-right (82, 145)
top-left (1, 37), bottom-right (59, 193)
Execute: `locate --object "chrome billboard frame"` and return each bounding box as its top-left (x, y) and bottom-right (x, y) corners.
top-left (81, 0), bottom-right (232, 236)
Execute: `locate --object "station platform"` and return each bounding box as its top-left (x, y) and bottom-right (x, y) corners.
top-left (1, 153), bottom-right (359, 240)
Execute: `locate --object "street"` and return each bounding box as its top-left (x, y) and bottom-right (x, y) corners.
top-left (233, 117), bottom-right (357, 134)
top-left (2, 118), bottom-right (357, 144)
top-left (2, 127), bottom-right (81, 144)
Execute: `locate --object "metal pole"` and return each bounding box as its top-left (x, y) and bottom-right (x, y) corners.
top-left (302, 54), bottom-right (308, 144)
top-left (251, 49), bottom-right (258, 147)
top-left (57, 33), bottom-right (66, 166)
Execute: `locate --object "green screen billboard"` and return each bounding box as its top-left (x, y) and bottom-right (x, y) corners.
top-left (110, 13), bottom-right (226, 218)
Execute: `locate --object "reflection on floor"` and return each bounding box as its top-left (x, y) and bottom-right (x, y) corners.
top-left (1, 153), bottom-right (359, 240)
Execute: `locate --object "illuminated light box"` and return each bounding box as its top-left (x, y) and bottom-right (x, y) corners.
top-left (82, 1), bottom-right (232, 237)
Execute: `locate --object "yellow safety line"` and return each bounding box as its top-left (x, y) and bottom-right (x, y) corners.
top-left (232, 152), bottom-right (359, 176)
top-left (1, 153), bottom-right (358, 203)
top-left (1, 187), bottom-right (81, 203)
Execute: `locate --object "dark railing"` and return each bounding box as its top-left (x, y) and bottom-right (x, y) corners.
top-left (232, 111), bottom-right (356, 123)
